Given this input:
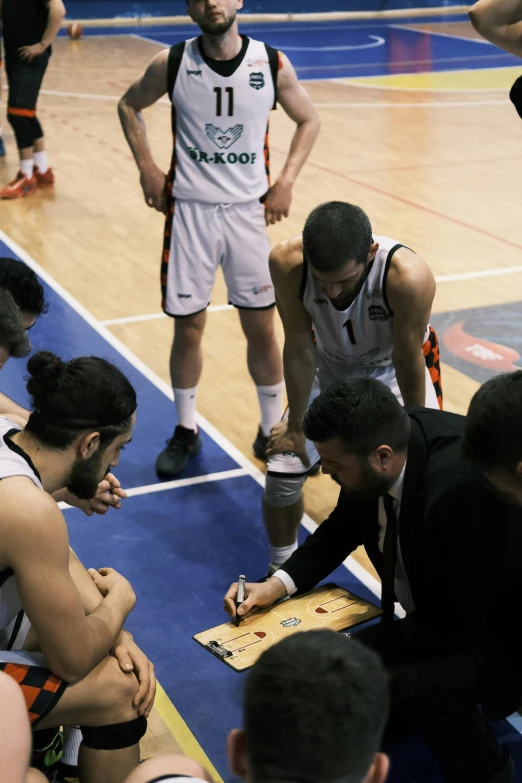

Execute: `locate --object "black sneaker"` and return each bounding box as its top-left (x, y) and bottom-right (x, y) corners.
top-left (253, 426), bottom-right (269, 460)
top-left (156, 425), bottom-right (202, 478)
top-left (256, 562), bottom-right (278, 582)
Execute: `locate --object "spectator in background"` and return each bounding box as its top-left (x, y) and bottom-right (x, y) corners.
top-left (126, 631), bottom-right (390, 783)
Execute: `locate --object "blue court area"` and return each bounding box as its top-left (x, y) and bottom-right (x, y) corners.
top-left (58, 15), bottom-right (522, 80)
top-left (3, 233), bottom-right (522, 780)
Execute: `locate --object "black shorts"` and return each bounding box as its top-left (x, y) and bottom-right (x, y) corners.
top-left (5, 47), bottom-right (51, 117)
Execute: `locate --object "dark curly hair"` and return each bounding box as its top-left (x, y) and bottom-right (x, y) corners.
top-left (0, 258), bottom-right (48, 317)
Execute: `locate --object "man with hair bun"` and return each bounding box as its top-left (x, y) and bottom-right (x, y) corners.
top-left (0, 351), bottom-right (156, 783)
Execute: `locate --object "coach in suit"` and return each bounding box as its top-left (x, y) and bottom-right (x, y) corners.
top-left (224, 377), bottom-right (522, 783)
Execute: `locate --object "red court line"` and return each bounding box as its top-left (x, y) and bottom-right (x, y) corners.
top-left (294, 154), bottom-right (522, 252)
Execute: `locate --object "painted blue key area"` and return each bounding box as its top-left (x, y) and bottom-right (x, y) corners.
top-left (58, 17), bottom-right (521, 79)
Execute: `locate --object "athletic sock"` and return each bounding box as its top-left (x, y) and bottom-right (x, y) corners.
top-left (173, 386), bottom-right (198, 432)
top-left (256, 381), bottom-right (285, 437)
top-left (62, 726), bottom-right (82, 767)
top-left (34, 150), bottom-right (49, 174)
top-left (269, 541), bottom-right (298, 569)
top-left (20, 159), bottom-right (34, 179)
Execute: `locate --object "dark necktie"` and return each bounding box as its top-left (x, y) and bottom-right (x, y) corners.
top-left (381, 493), bottom-right (397, 624)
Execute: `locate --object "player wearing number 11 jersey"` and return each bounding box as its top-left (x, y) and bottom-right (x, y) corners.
top-left (119, 0), bottom-right (320, 478)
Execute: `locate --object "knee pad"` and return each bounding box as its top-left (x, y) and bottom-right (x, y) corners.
top-left (264, 471), bottom-right (307, 508)
top-left (6, 111), bottom-right (35, 149)
top-left (80, 715), bottom-right (147, 751)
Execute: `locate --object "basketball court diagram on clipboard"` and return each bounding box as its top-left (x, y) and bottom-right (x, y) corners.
top-left (193, 584), bottom-right (382, 671)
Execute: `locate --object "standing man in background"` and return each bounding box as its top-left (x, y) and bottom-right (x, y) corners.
top-left (0, 0), bottom-right (64, 199)
top-left (119, 0), bottom-right (320, 477)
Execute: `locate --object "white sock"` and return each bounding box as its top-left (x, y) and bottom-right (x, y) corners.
top-left (173, 386), bottom-right (198, 431)
top-left (34, 150), bottom-right (49, 174)
top-left (20, 159), bottom-right (34, 178)
top-left (62, 726), bottom-right (82, 767)
top-left (269, 541), bottom-right (298, 568)
top-left (256, 381), bottom-right (285, 437)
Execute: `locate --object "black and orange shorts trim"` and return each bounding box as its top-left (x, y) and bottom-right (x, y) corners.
top-left (423, 325), bottom-right (443, 409)
top-left (0, 661), bottom-right (67, 726)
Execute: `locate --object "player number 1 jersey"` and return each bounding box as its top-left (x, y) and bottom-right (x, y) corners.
top-left (169, 36), bottom-right (278, 204)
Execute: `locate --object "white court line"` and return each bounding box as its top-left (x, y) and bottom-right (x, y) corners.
top-left (100, 265), bottom-right (522, 328)
top-left (389, 23), bottom-right (493, 45)
top-left (332, 75), bottom-right (509, 93)
top-left (101, 303), bottom-right (233, 327)
top-left (57, 468), bottom-right (248, 509)
top-left (130, 31), bottom-right (172, 47)
top-left (313, 99), bottom-right (508, 108)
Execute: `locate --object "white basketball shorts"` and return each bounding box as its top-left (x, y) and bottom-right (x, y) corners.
top-left (161, 198), bottom-right (274, 317)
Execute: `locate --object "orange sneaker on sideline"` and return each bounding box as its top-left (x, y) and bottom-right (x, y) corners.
top-left (34, 166), bottom-right (54, 186)
top-left (0, 171), bottom-right (37, 199)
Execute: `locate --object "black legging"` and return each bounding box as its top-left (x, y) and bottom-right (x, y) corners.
top-left (5, 48), bottom-right (51, 150)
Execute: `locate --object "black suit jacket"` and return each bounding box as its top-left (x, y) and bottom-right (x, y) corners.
top-left (282, 408), bottom-right (522, 715)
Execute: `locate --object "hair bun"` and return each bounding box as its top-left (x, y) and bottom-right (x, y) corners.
top-left (26, 351), bottom-right (66, 408)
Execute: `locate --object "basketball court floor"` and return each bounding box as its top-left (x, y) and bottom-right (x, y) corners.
top-left (2, 8), bottom-right (522, 781)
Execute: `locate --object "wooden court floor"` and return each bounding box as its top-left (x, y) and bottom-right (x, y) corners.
top-left (1, 18), bottom-right (522, 763)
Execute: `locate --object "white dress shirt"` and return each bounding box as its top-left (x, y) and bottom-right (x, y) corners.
top-left (275, 462), bottom-right (416, 615)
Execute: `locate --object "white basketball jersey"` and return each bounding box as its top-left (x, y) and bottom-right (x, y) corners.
top-left (170, 36), bottom-right (276, 204)
top-left (302, 236), bottom-right (429, 390)
top-left (0, 417), bottom-right (42, 640)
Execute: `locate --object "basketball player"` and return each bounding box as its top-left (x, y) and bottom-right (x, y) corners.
top-left (0, 351), bottom-right (156, 783)
top-left (0, 0), bottom-right (64, 199)
top-left (262, 201), bottom-right (442, 576)
top-left (118, 0), bottom-right (320, 477)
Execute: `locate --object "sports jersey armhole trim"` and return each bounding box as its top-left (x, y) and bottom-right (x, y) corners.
top-left (265, 44), bottom-right (279, 109)
top-left (167, 42), bottom-right (186, 101)
top-left (382, 243), bottom-right (412, 318)
top-left (298, 256), bottom-right (308, 302)
top-left (3, 428), bottom-right (42, 484)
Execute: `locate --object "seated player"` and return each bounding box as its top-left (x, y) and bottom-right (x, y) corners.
top-left (0, 256), bottom-right (48, 418)
top-left (0, 671), bottom-right (47, 782)
top-left (0, 287), bottom-right (32, 369)
top-left (0, 350), bottom-right (155, 783)
top-left (124, 630), bottom-right (389, 783)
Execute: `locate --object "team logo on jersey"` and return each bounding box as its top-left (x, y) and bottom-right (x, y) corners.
top-left (357, 347), bottom-right (381, 364)
top-left (205, 123), bottom-right (244, 149)
top-left (186, 69), bottom-right (202, 75)
top-left (368, 305), bottom-right (390, 321)
top-left (177, 293), bottom-right (192, 299)
top-left (247, 58), bottom-right (269, 67)
top-left (249, 72), bottom-right (265, 90)
top-left (314, 297), bottom-right (328, 305)
top-left (365, 288), bottom-right (382, 300)
top-left (252, 284), bottom-right (273, 295)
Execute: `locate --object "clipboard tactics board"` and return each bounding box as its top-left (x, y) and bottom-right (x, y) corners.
top-left (193, 583), bottom-right (382, 671)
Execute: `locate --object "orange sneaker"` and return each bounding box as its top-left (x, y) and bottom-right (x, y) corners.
top-left (1, 171), bottom-right (37, 199)
top-left (34, 166), bottom-right (54, 187)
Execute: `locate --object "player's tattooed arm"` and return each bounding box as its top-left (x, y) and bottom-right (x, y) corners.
top-left (266, 240), bottom-right (315, 465)
top-left (118, 50), bottom-right (170, 213)
top-left (387, 248), bottom-right (436, 408)
top-left (469, 0), bottom-right (522, 56)
top-left (263, 53), bottom-right (320, 225)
